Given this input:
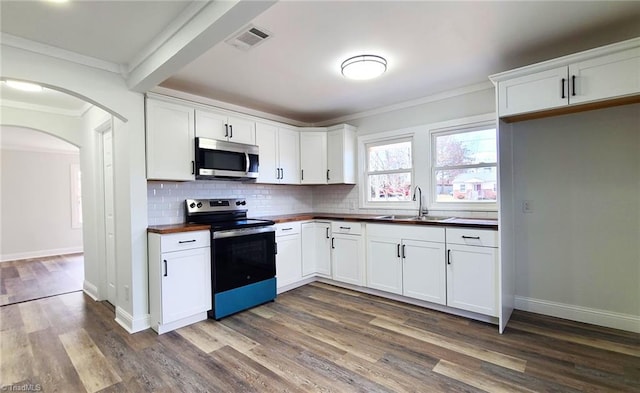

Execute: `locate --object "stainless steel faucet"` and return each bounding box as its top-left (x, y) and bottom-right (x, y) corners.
top-left (412, 186), bottom-right (426, 217)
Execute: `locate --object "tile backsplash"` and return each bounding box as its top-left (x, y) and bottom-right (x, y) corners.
top-left (147, 181), bottom-right (313, 225)
top-left (148, 181), bottom-right (496, 226)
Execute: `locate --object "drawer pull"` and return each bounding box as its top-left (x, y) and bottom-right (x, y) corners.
top-left (282, 227), bottom-right (293, 231)
top-left (339, 226), bottom-right (351, 230)
top-left (178, 239), bottom-right (197, 244)
top-left (461, 236), bottom-right (480, 240)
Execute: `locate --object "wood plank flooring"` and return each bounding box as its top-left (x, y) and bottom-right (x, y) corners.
top-left (0, 254), bottom-right (83, 306)
top-left (1, 282), bottom-right (638, 392)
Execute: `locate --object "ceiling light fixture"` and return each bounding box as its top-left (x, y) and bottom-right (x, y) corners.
top-left (341, 55), bottom-right (387, 80)
top-left (3, 80), bottom-right (44, 92)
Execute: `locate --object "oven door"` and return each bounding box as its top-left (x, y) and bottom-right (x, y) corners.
top-left (212, 226), bottom-right (276, 293)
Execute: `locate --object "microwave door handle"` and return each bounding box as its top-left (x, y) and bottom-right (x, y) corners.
top-left (245, 152), bottom-right (250, 173)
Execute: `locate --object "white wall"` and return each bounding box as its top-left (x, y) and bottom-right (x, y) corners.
top-left (0, 148), bottom-right (83, 261)
top-left (510, 104), bottom-right (639, 329)
top-left (2, 45), bottom-right (148, 333)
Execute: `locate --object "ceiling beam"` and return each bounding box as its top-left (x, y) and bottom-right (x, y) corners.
top-left (126, 0), bottom-right (276, 93)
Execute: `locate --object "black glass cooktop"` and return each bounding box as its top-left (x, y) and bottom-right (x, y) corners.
top-left (209, 219), bottom-right (275, 232)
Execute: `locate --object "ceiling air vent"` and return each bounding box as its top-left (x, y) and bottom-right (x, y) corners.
top-left (226, 25), bottom-right (272, 51)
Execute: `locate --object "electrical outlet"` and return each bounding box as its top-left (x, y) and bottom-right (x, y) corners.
top-left (522, 200), bottom-right (533, 213)
top-left (124, 285), bottom-right (130, 301)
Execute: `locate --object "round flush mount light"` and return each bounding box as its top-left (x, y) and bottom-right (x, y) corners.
top-left (3, 80), bottom-right (44, 92)
top-left (341, 55), bottom-right (387, 80)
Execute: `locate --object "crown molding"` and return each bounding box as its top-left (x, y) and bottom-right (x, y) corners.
top-left (0, 99), bottom-right (92, 117)
top-left (0, 33), bottom-right (121, 75)
top-left (315, 80), bottom-right (495, 126)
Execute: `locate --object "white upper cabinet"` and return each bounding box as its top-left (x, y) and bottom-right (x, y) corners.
top-left (569, 47), bottom-right (640, 105)
top-left (298, 124), bottom-right (356, 185)
top-left (327, 125), bottom-right (356, 184)
top-left (195, 109), bottom-right (255, 145)
top-left (497, 67), bottom-right (569, 117)
top-left (299, 130), bottom-right (328, 184)
top-left (492, 38), bottom-right (640, 119)
top-left (255, 122), bottom-right (300, 184)
top-left (145, 97), bottom-right (195, 181)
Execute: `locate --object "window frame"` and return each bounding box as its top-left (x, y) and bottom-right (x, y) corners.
top-left (428, 118), bottom-right (498, 212)
top-left (358, 130), bottom-right (415, 210)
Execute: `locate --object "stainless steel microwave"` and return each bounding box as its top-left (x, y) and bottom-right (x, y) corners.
top-left (195, 138), bottom-right (259, 180)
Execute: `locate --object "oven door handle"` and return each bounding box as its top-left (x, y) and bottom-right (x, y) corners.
top-left (245, 152), bottom-right (250, 174)
top-left (212, 226), bottom-right (276, 239)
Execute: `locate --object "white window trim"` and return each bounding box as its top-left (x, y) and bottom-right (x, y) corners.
top-left (427, 114), bottom-right (498, 212)
top-left (358, 128), bottom-right (416, 210)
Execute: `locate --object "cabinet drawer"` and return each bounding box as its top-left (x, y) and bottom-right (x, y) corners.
top-left (446, 228), bottom-right (498, 248)
top-left (160, 231), bottom-right (210, 252)
top-left (275, 221), bottom-right (301, 236)
top-left (331, 221), bottom-right (362, 235)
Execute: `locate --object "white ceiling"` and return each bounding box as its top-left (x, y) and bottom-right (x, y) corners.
top-left (1, 1), bottom-right (639, 123)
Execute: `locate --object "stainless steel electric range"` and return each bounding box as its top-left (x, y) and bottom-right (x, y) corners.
top-left (185, 198), bottom-right (276, 319)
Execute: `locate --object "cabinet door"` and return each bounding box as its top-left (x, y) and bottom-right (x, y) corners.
top-left (446, 244), bottom-right (498, 316)
top-left (276, 234), bottom-right (302, 289)
top-left (366, 236), bottom-right (402, 295)
top-left (146, 99), bottom-right (195, 181)
top-left (300, 132), bottom-right (327, 184)
top-left (278, 128), bottom-right (300, 184)
top-left (255, 122), bottom-right (279, 183)
top-left (402, 240), bottom-right (446, 305)
top-left (332, 234), bottom-right (364, 286)
top-left (498, 66), bottom-right (568, 117)
top-left (161, 247), bottom-right (211, 324)
top-left (301, 222), bottom-right (331, 277)
top-left (227, 115), bottom-right (256, 145)
top-left (569, 47), bottom-right (640, 105)
top-left (195, 109), bottom-right (228, 140)
top-left (327, 128), bottom-right (356, 184)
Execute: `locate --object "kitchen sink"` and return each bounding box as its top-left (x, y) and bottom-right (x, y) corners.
top-left (410, 215), bottom-right (454, 222)
top-left (374, 215), bottom-right (454, 222)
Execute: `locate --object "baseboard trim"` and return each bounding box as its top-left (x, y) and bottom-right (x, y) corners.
top-left (0, 247), bottom-right (83, 263)
top-left (115, 307), bottom-right (151, 333)
top-left (83, 280), bottom-right (100, 301)
top-left (277, 276), bottom-right (316, 294)
top-left (515, 296), bottom-right (640, 333)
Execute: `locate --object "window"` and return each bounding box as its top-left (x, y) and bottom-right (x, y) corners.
top-left (431, 124), bottom-right (497, 208)
top-left (366, 138), bottom-right (412, 203)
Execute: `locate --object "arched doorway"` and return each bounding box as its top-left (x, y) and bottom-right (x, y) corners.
top-left (0, 83), bottom-right (118, 307)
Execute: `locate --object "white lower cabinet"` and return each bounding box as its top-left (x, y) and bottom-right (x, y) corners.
top-left (331, 222), bottom-right (365, 286)
top-left (446, 228), bottom-right (499, 317)
top-left (148, 230), bottom-right (211, 334)
top-left (275, 222), bottom-right (302, 290)
top-left (301, 221), bottom-right (332, 278)
top-left (366, 224), bottom-right (446, 304)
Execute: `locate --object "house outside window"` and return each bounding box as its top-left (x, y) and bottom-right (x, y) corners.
top-left (361, 136), bottom-right (414, 208)
top-left (431, 122), bottom-right (497, 210)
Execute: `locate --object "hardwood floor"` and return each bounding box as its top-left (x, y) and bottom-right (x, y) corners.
top-left (1, 282), bottom-right (638, 392)
top-left (0, 254), bottom-right (84, 306)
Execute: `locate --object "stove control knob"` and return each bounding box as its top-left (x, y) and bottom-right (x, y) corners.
top-left (189, 202), bottom-right (196, 208)
top-left (235, 201), bottom-right (241, 206)
top-left (240, 200), bottom-right (246, 206)
top-left (196, 202), bottom-right (202, 208)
